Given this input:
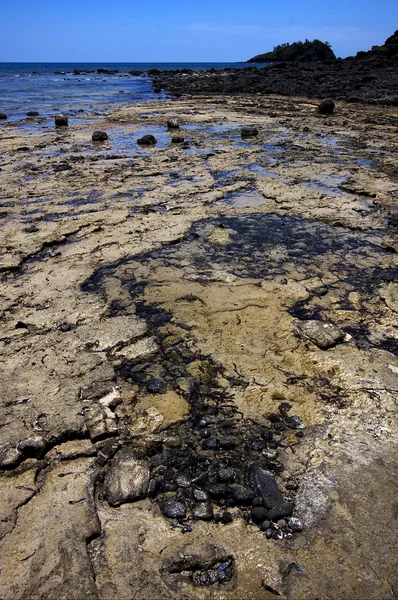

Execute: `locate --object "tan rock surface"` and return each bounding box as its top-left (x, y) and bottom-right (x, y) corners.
top-left (1, 94), bottom-right (397, 598)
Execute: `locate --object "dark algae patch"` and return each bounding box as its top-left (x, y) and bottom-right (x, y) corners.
top-left (81, 212), bottom-right (398, 538)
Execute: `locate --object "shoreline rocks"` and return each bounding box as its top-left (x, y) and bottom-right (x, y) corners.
top-left (55, 113), bottom-right (68, 127)
top-left (150, 31), bottom-right (398, 105)
top-left (92, 130), bottom-right (108, 142)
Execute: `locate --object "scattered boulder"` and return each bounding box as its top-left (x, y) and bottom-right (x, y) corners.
top-left (54, 162), bottom-right (72, 172)
top-left (171, 136), bottom-right (184, 143)
top-left (247, 465), bottom-right (284, 510)
top-left (251, 507), bottom-right (268, 523)
top-left (287, 517), bottom-right (303, 531)
top-left (297, 319), bottom-right (345, 349)
top-left (103, 446), bottom-right (150, 506)
top-left (193, 488), bottom-right (210, 502)
top-left (317, 99), bottom-right (335, 115)
top-left (92, 130), bottom-right (108, 142)
top-left (241, 126), bottom-right (259, 137)
top-left (192, 502), bottom-right (213, 520)
top-left (146, 378), bottom-right (167, 394)
top-left (55, 113), bottom-right (68, 127)
top-left (161, 500), bottom-right (186, 519)
top-left (137, 134), bottom-right (157, 145)
top-left (0, 112), bottom-right (7, 120)
top-left (167, 119), bottom-right (180, 129)
top-left (268, 502), bottom-right (294, 521)
top-left (27, 111), bottom-right (39, 117)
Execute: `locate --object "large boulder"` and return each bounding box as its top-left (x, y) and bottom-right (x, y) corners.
top-left (297, 319), bottom-right (345, 349)
top-left (55, 113), bottom-right (68, 127)
top-left (167, 119), bottom-right (180, 129)
top-left (246, 465), bottom-right (283, 509)
top-left (92, 130), bottom-right (108, 142)
top-left (241, 126), bottom-right (259, 137)
top-left (137, 134), bottom-right (157, 145)
top-left (317, 99), bottom-right (335, 115)
top-left (103, 447), bottom-right (150, 506)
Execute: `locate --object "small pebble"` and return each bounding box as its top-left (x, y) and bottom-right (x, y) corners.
top-left (287, 517), bottom-right (303, 532)
top-left (146, 378), bottom-right (167, 394)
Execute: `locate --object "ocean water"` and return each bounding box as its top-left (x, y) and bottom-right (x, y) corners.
top-left (0, 62), bottom-right (270, 122)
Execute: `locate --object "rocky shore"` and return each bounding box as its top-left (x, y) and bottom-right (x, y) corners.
top-left (152, 31), bottom-right (398, 105)
top-left (1, 89), bottom-right (398, 599)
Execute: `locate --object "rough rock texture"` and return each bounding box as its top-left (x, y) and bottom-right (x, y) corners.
top-left (152, 31), bottom-right (398, 105)
top-left (318, 98), bottom-right (335, 114)
top-left (54, 113), bottom-right (68, 127)
top-left (92, 131), bottom-right (108, 142)
top-left (104, 447), bottom-right (150, 506)
top-left (297, 319), bottom-right (346, 349)
top-left (137, 134), bottom-right (157, 145)
top-left (1, 93), bottom-right (398, 599)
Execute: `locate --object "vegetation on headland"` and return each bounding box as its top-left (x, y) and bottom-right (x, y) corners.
top-left (248, 39), bottom-right (337, 63)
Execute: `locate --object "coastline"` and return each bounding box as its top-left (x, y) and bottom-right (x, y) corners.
top-left (1, 91), bottom-right (398, 599)
top-left (150, 32), bottom-right (398, 105)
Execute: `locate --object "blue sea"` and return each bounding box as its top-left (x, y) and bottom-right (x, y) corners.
top-left (0, 62), bottom-right (270, 122)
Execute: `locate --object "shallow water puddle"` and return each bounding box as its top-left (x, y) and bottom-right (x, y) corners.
top-left (217, 187), bottom-right (267, 208)
top-left (303, 174), bottom-right (349, 196)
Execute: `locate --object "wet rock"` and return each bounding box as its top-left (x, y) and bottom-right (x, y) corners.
top-left (0, 112), bottom-right (7, 120)
top-left (252, 496), bottom-right (264, 506)
top-left (241, 126), bottom-right (259, 136)
top-left (318, 99), bottom-right (335, 114)
top-left (251, 507), bottom-right (268, 523)
top-left (175, 472), bottom-right (191, 488)
top-left (55, 113), bottom-right (68, 127)
top-left (297, 319), bottom-right (345, 349)
top-left (161, 500), bottom-right (186, 519)
top-left (285, 415), bottom-right (305, 430)
top-left (167, 119), bottom-right (180, 128)
top-left (206, 483), bottom-right (230, 500)
top-left (202, 437), bottom-right (218, 450)
top-left (18, 436), bottom-right (46, 456)
top-left (27, 111), bottom-right (39, 116)
top-left (104, 447), bottom-right (150, 506)
top-left (247, 465), bottom-right (284, 510)
top-left (0, 444), bottom-right (23, 468)
top-left (193, 502), bottom-right (213, 520)
top-left (219, 437), bottom-right (236, 449)
top-left (287, 517), bottom-right (303, 531)
top-left (137, 134), bottom-right (157, 145)
top-left (24, 224), bottom-right (39, 233)
top-left (268, 502), bottom-right (294, 521)
top-left (233, 487), bottom-right (255, 504)
top-left (92, 130), bottom-right (108, 142)
top-left (193, 487), bottom-right (210, 502)
top-left (218, 467), bottom-right (237, 482)
top-left (146, 378), bottom-right (167, 394)
top-left (171, 136), bottom-right (185, 143)
top-left (54, 162), bottom-right (72, 172)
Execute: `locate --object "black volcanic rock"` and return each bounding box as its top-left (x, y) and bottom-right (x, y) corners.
top-left (137, 134), bottom-right (157, 145)
top-left (150, 30), bottom-right (398, 106)
top-left (248, 39), bottom-right (336, 63)
top-left (92, 131), bottom-right (108, 142)
top-left (317, 99), bottom-right (335, 115)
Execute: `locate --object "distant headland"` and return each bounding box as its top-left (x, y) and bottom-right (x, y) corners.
top-left (248, 39), bottom-right (336, 63)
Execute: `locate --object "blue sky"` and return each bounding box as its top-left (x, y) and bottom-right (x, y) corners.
top-left (1, 0), bottom-right (396, 62)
